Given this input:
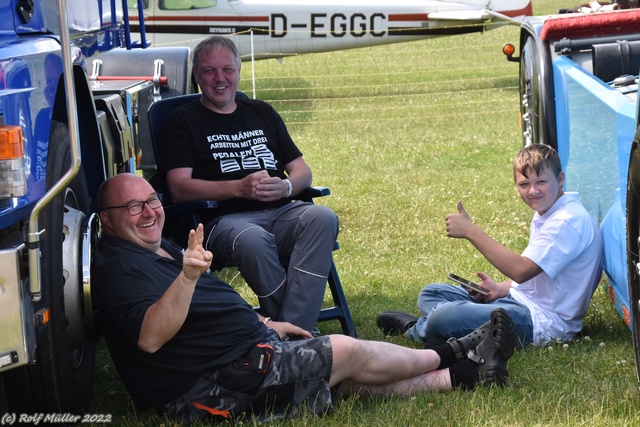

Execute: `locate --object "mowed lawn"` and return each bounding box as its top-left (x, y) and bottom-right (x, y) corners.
top-left (88, 1), bottom-right (640, 425)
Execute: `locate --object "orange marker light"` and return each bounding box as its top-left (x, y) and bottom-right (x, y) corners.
top-left (35, 308), bottom-right (51, 326)
top-left (0, 125), bottom-right (27, 197)
top-left (0, 125), bottom-right (24, 160)
top-left (502, 43), bottom-right (516, 57)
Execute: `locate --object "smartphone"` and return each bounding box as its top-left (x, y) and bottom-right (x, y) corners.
top-left (447, 273), bottom-right (490, 296)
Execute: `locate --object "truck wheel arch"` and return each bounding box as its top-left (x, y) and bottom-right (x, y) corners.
top-left (51, 64), bottom-right (106, 212)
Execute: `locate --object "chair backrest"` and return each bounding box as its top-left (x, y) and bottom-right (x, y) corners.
top-left (148, 93), bottom-right (201, 166)
top-left (148, 91), bottom-right (251, 170)
top-left (147, 93), bottom-right (201, 203)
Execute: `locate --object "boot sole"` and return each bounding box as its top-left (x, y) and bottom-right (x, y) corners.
top-left (476, 308), bottom-right (517, 386)
top-left (488, 307), bottom-right (517, 359)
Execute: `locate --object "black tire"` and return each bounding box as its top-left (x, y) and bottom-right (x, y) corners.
top-left (626, 126), bottom-right (640, 387)
top-left (4, 121), bottom-right (95, 413)
top-left (0, 376), bottom-right (7, 413)
top-left (519, 35), bottom-right (540, 147)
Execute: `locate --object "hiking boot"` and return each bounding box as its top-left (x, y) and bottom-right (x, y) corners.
top-left (468, 308), bottom-right (517, 386)
top-left (445, 309), bottom-right (510, 361)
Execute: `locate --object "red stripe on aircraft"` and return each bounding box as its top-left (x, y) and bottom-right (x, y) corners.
top-left (130, 15), bottom-right (269, 23)
top-left (388, 13), bottom-right (429, 22)
top-left (498, 2), bottom-right (533, 18)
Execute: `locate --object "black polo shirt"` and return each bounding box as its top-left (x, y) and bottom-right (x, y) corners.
top-left (93, 235), bottom-right (267, 408)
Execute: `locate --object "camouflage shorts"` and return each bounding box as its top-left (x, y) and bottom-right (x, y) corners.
top-left (162, 331), bottom-right (333, 424)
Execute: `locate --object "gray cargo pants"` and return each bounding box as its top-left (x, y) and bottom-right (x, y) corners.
top-left (205, 201), bottom-right (339, 331)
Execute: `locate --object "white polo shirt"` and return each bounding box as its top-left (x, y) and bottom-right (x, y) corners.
top-left (509, 192), bottom-right (603, 345)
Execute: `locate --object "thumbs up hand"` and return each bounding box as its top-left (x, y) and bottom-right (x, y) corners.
top-left (445, 200), bottom-right (473, 238)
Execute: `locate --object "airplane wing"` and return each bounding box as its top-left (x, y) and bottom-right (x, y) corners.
top-left (428, 10), bottom-right (491, 21)
top-left (429, 0), bottom-right (532, 24)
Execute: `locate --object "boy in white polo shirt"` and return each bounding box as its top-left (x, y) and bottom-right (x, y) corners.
top-left (378, 144), bottom-right (603, 347)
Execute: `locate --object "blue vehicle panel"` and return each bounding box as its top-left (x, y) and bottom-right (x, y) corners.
top-left (508, 8), bottom-right (640, 384)
top-left (0, 37), bottom-right (61, 207)
top-left (552, 55), bottom-right (638, 327)
top-left (0, 0), bottom-right (193, 413)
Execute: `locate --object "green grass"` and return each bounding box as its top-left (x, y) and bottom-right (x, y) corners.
top-left (88, 1), bottom-right (640, 425)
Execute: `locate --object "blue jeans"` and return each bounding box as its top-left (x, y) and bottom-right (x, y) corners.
top-left (406, 283), bottom-right (534, 348)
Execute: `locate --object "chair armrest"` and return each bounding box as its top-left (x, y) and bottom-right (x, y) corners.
top-left (296, 186), bottom-right (331, 202)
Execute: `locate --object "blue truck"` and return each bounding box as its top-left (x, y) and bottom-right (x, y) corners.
top-left (0, 0), bottom-right (191, 414)
top-left (504, 5), bottom-right (640, 384)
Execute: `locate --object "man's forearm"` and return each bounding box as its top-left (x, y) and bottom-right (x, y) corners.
top-left (285, 171), bottom-right (312, 197)
top-left (283, 157), bottom-right (312, 197)
top-left (137, 272), bottom-right (197, 353)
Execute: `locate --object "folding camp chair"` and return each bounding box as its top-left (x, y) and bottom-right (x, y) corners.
top-left (147, 93), bottom-right (357, 337)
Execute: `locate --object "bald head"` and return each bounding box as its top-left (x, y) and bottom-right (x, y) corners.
top-left (98, 173), bottom-right (131, 211)
top-left (98, 174), bottom-right (165, 252)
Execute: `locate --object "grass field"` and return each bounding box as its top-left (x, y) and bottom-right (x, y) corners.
top-left (88, 1), bottom-right (640, 425)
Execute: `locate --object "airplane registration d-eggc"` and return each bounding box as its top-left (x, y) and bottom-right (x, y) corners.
top-left (127, 0), bottom-right (532, 60)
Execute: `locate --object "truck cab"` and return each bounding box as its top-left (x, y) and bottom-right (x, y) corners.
top-left (0, 0), bottom-right (191, 414)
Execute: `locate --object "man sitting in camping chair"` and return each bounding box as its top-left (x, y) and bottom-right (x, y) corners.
top-left (157, 35), bottom-right (338, 333)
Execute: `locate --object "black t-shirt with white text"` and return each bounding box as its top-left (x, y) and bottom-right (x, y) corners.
top-left (159, 97), bottom-right (302, 222)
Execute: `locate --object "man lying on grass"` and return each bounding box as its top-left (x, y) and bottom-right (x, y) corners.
top-left (93, 173), bottom-right (517, 423)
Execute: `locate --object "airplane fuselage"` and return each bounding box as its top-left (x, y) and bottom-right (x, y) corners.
top-left (128, 0), bottom-right (532, 59)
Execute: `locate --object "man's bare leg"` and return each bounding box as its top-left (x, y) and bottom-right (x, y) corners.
top-left (328, 308), bottom-right (517, 395)
top-left (336, 369), bottom-right (452, 397)
top-left (329, 335), bottom-right (451, 393)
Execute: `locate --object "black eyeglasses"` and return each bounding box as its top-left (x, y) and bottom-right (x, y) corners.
top-left (102, 194), bottom-right (163, 216)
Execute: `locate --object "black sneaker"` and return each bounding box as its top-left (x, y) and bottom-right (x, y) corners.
top-left (376, 311), bottom-right (419, 336)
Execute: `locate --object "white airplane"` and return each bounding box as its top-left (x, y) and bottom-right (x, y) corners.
top-left (126, 0), bottom-right (533, 60)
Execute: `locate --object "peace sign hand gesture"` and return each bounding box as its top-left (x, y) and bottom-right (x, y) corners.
top-left (183, 223), bottom-right (214, 281)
